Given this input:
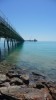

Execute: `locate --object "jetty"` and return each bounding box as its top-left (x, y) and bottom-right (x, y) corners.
top-left (0, 11), bottom-right (24, 45)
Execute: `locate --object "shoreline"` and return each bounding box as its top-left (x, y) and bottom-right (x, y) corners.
top-left (0, 60), bottom-right (56, 99)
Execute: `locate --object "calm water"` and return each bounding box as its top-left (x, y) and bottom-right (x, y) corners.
top-left (0, 40), bottom-right (56, 81)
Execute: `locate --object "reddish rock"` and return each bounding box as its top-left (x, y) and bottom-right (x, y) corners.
top-left (42, 81), bottom-right (56, 100)
top-left (49, 87), bottom-right (56, 100)
top-left (0, 87), bottom-right (53, 100)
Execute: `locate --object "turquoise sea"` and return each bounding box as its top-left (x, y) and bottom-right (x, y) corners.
top-left (0, 40), bottom-right (56, 81)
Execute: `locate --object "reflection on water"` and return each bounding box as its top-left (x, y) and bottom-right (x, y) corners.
top-left (0, 38), bottom-right (24, 61)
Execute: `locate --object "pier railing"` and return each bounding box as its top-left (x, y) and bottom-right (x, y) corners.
top-left (0, 11), bottom-right (24, 41)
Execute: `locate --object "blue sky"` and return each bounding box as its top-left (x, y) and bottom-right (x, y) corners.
top-left (0, 0), bottom-right (56, 41)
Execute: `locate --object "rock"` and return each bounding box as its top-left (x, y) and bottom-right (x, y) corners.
top-left (0, 86), bottom-right (21, 93)
top-left (0, 87), bottom-right (52, 100)
top-left (5, 76), bottom-right (10, 82)
top-left (3, 82), bottom-right (10, 87)
top-left (32, 72), bottom-right (46, 79)
top-left (0, 82), bottom-right (10, 87)
top-left (0, 87), bottom-right (9, 93)
top-left (0, 74), bottom-right (7, 82)
top-left (49, 87), bottom-right (56, 100)
top-left (36, 83), bottom-right (45, 89)
top-left (29, 81), bottom-right (46, 89)
top-left (30, 72), bottom-right (46, 86)
top-left (29, 81), bottom-right (36, 88)
top-left (0, 93), bottom-right (19, 100)
top-left (20, 85), bottom-right (27, 88)
top-left (41, 81), bottom-right (56, 100)
top-left (46, 82), bottom-right (56, 100)
top-left (46, 81), bottom-right (56, 88)
top-left (29, 73), bottom-right (47, 88)
top-left (10, 77), bottom-right (23, 85)
top-left (0, 66), bottom-right (56, 100)
top-left (20, 74), bottom-right (29, 85)
top-left (6, 72), bottom-right (20, 78)
top-left (8, 70), bottom-right (14, 73)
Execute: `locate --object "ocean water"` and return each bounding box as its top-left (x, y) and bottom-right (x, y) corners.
top-left (0, 40), bottom-right (56, 81)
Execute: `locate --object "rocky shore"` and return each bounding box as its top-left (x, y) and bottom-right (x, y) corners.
top-left (0, 61), bottom-right (56, 100)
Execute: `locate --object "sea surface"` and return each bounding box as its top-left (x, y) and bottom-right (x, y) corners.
top-left (0, 39), bottom-right (56, 81)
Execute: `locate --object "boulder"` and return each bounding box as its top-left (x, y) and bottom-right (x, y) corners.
top-left (10, 77), bottom-right (23, 85)
top-left (6, 72), bottom-right (20, 78)
top-left (20, 74), bottom-right (29, 85)
top-left (0, 86), bottom-right (21, 93)
top-left (0, 87), bottom-right (52, 100)
top-left (0, 82), bottom-right (10, 87)
top-left (29, 81), bottom-right (46, 89)
top-left (0, 74), bottom-right (7, 83)
top-left (32, 72), bottom-right (45, 78)
top-left (8, 70), bottom-right (15, 73)
top-left (29, 81), bottom-right (36, 88)
top-left (49, 87), bottom-right (56, 100)
top-left (46, 82), bottom-right (56, 100)
top-left (36, 83), bottom-right (45, 89)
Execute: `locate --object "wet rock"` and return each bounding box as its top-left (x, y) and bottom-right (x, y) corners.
top-left (10, 77), bottom-right (23, 85)
top-left (30, 72), bottom-right (46, 86)
top-left (32, 72), bottom-right (46, 79)
top-left (29, 81), bottom-right (46, 89)
top-left (29, 73), bottom-right (47, 89)
top-left (20, 74), bottom-right (29, 85)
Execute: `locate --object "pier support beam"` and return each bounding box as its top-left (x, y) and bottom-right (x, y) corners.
top-left (4, 39), bottom-right (6, 48)
top-left (7, 39), bottom-right (9, 51)
top-left (12, 40), bottom-right (13, 47)
top-left (0, 48), bottom-right (1, 60)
